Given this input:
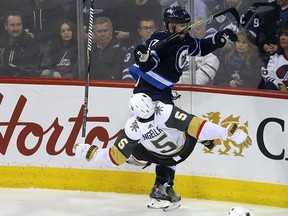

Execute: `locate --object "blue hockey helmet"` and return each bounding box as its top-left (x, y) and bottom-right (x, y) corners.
top-left (163, 6), bottom-right (191, 24)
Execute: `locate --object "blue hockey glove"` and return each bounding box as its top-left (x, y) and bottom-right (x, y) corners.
top-left (214, 29), bottom-right (238, 48)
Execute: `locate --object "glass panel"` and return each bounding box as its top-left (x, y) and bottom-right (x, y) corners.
top-left (0, 0), bottom-right (286, 93)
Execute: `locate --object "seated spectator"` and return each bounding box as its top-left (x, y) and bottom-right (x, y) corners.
top-left (122, 17), bottom-right (158, 80)
top-left (170, 0), bottom-right (209, 20)
top-left (244, 0), bottom-right (288, 65)
top-left (214, 29), bottom-right (263, 88)
top-left (207, 0), bottom-right (256, 33)
top-left (104, 0), bottom-right (163, 47)
top-left (260, 25), bottom-right (288, 91)
top-left (158, 0), bottom-right (175, 13)
top-left (0, 10), bottom-right (40, 77)
top-left (0, 0), bottom-right (13, 36)
top-left (21, 0), bottom-right (65, 44)
top-left (40, 19), bottom-right (79, 79)
top-left (179, 16), bottom-right (220, 85)
top-left (90, 16), bottom-right (126, 80)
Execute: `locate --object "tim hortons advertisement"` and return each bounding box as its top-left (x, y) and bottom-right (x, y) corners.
top-left (0, 83), bottom-right (287, 185)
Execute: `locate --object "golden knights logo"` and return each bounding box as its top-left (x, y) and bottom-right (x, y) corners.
top-left (202, 112), bottom-right (251, 157)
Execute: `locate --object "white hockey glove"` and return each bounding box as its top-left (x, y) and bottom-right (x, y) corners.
top-left (226, 123), bottom-right (252, 147)
top-left (74, 143), bottom-right (98, 162)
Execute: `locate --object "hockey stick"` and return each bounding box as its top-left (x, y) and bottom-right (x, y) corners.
top-left (151, 7), bottom-right (240, 50)
top-left (82, 0), bottom-right (94, 139)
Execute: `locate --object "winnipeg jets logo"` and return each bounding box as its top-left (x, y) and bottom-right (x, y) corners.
top-left (176, 46), bottom-right (189, 72)
top-left (56, 52), bottom-right (71, 67)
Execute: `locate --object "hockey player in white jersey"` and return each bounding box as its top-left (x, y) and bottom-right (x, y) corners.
top-left (74, 93), bottom-right (252, 211)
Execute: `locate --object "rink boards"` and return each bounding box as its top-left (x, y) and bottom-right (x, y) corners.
top-left (0, 82), bottom-right (287, 208)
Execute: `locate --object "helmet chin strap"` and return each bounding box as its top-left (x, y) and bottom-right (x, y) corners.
top-left (172, 23), bottom-right (177, 33)
top-left (166, 22), bottom-right (177, 33)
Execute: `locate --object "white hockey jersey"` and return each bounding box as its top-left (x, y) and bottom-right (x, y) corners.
top-left (262, 53), bottom-right (288, 89)
top-left (92, 101), bottom-right (227, 166)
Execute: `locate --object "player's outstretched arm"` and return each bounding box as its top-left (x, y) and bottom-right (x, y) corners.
top-left (74, 143), bottom-right (98, 162)
top-left (198, 121), bottom-right (251, 147)
top-left (73, 143), bottom-right (118, 166)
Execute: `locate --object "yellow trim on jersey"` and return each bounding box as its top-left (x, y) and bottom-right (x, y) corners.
top-left (187, 117), bottom-right (206, 138)
top-left (110, 145), bottom-right (128, 165)
top-left (0, 166), bottom-right (287, 208)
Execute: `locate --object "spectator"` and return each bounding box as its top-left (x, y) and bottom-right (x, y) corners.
top-left (170, 0), bottom-right (210, 19)
top-left (122, 17), bottom-right (158, 81)
top-left (207, 0), bottom-right (256, 33)
top-left (90, 16), bottom-right (126, 80)
top-left (83, 0), bottom-right (113, 19)
top-left (214, 30), bottom-right (263, 88)
top-left (104, 0), bottom-right (163, 47)
top-left (245, 0), bottom-right (288, 64)
top-left (0, 10), bottom-right (40, 77)
top-left (40, 19), bottom-right (79, 79)
top-left (157, 0), bottom-right (175, 13)
top-left (260, 24), bottom-right (288, 91)
top-left (179, 16), bottom-right (220, 84)
top-left (21, 0), bottom-right (65, 44)
top-left (0, 1), bottom-right (13, 36)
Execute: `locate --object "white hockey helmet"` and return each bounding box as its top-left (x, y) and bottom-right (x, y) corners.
top-left (227, 206), bottom-right (256, 216)
top-left (129, 93), bottom-right (155, 119)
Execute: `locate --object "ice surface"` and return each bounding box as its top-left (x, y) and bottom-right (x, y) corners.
top-left (0, 188), bottom-right (287, 216)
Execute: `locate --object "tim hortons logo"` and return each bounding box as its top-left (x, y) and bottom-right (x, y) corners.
top-left (202, 111), bottom-right (250, 157)
top-left (0, 94), bottom-right (122, 156)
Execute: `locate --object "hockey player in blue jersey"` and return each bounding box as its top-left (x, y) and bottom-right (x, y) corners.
top-left (129, 6), bottom-right (238, 103)
top-left (124, 6), bottom-right (238, 210)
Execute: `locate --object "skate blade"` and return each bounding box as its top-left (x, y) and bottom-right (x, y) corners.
top-left (147, 198), bottom-right (170, 209)
top-left (163, 201), bottom-right (181, 212)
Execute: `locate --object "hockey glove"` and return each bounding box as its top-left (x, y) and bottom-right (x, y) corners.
top-left (134, 45), bottom-right (156, 72)
top-left (226, 123), bottom-right (252, 147)
top-left (199, 140), bottom-right (215, 150)
top-left (74, 143), bottom-right (98, 162)
top-left (134, 45), bottom-right (151, 64)
top-left (214, 29), bottom-right (238, 48)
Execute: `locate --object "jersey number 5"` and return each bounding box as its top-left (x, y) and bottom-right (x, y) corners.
top-left (151, 133), bottom-right (177, 154)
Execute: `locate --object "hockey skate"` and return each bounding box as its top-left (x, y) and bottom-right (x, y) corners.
top-left (147, 183), bottom-right (181, 211)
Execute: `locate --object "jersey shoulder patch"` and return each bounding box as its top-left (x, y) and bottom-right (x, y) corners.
top-left (124, 115), bottom-right (142, 140)
top-left (154, 101), bottom-right (173, 123)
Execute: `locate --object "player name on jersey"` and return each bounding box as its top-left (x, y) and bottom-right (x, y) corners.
top-left (142, 127), bottom-right (163, 140)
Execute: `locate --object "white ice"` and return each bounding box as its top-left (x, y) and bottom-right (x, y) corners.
top-left (0, 188), bottom-right (287, 216)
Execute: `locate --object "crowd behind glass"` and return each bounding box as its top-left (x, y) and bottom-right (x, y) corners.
top-left (0, 0), bottom-right (287, 92)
